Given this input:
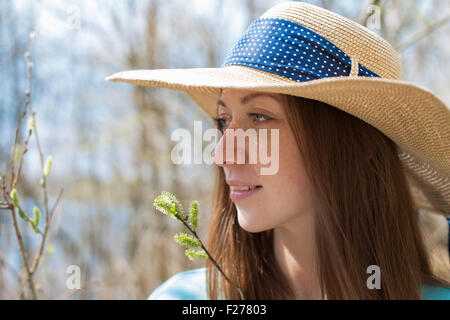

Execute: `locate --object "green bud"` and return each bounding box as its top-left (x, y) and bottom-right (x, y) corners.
top-left (46, 243), bottom-right (55, 257)
top-left (13, 144), bottom-right (23, 165)
top-left (10, 189), bottom-right (19, 206)
top-left (185, 248), bottom-right (208, 261)
top-left (174, 232), bottom-right (201, 248)
top-left (32, 206), bottom-right (41, 227)
top-left (29, 220), bottom-right (39, 233)
top-left (153, 191), bottom-right (186, 221)
top-left (18, 208), bottom-right (28, 221)
top-left (27, 116), bottom-right (36, 132)
top-left (189, 200), bottom-right (199, 232)
top-left (43, 156), bottom-right (53, 177)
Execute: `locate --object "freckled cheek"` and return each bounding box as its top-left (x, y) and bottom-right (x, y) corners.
top-left (277, 130), bottom-right (304, 174)
top-left (260, 131), bottom-right (309, 195)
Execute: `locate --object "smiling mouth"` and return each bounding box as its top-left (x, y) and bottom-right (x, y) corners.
top-left (229, 185), bottom-right (263, 202)
top-left (229, 185), bottom-right (263, 191)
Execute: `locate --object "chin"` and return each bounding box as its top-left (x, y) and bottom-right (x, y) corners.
top-left (236, 206), bottom-right (271, 233)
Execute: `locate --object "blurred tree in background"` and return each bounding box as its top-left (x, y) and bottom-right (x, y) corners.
top-left (0, 0), bottom-right (449, 299)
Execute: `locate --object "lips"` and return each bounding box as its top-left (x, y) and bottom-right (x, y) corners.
top-left (226, 179), bottom-right (263, 201)
top-left (229, 185), bottom-right (260, 191)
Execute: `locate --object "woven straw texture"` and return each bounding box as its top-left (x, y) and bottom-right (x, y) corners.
top-left (106, 2), bottom-right (450, 219)
top-left (260, 1), bottom-right (403, 80)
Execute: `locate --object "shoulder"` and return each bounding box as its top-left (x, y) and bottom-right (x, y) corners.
top-left (421, 284), bottom-right (450, 300)
top-left (147, 267), bottom-right (208, 300)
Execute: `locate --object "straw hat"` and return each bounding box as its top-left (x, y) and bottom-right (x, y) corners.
top-left (106, 2), bottom-right (449, 267)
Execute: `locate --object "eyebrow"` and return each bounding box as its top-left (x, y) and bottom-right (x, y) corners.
top-left (216, 93), bottom-right (281, 112)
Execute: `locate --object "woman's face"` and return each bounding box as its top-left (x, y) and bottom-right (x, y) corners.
top-left (213, 89), bottom-right (314, 233)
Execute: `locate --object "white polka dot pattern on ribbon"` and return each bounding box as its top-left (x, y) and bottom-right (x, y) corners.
top-left (222, 18), bottom-right (379, 82)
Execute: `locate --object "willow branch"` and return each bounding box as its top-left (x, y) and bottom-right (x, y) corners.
top-left (177, 215), bottom-right (245, 300)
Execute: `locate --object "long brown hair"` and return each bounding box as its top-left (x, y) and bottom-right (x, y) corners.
top-left (206, 94), bottom-right (449, 300)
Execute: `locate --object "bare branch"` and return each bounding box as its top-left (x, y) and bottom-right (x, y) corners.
top-left (32, 110), bottom-right (50, 224)
top-left (4, 31), bottom-right (39, 300)
top-left (1, 29), bottom-right (62, 300)
top-left (11, 129), bottom-right (33, 189)
top-left (30, 188), bottom-right (64, 275)
top-left (10, 32), bottom-right (35, 190)
top-left (9, 206), bottom-right (37, 299)
top-left (396, 14), bottom-right (450, 51)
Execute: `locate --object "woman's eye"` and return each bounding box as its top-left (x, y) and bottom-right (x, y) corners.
top-left (214, 117), bottom-right (230, 130)
top-left (249, 113), bottom-right (272, 123)
top-left (214, 113), bottom-right (272, 130)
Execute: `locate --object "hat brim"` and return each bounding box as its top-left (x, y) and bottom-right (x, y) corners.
top-left (106, 65), bottom-right (450, 216)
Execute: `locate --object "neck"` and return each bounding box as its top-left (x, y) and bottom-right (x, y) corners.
top-left (273, 214), bottom-right (322, 300)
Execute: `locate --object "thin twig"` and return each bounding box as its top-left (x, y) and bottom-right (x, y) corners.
top-left (0, 30), bottom-right (63, 300)
top-left (177, 215), bottom-right (245, 300)
top-left (9, 206), bottom-right (37, 299)
top-left (4, 31), bottom-right (39, 300)
top-left (11, 129), bottom-right (33, 189)
top-left (3, 192), bottom-right (43, 235)
top-left (10, 32), bottom-right (35, 190)
top-left (1, 175), bottom-right (8, 200)
top-left (395, 14), bottom-right (450, 51)
top-left (30, 188), bottom-right (63, 275)
top-left (32, 113), bottom-right (50, 223)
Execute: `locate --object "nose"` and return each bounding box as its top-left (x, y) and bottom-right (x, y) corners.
top-left (212, 128), bottom-right (235, 167)
top-left (212, 127), bottom-right (248, 167)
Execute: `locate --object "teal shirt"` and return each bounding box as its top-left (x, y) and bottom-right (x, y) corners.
top-left (147, 267), bottom-right (450, 300)
top-left (148, 268), bottom-right (207, 300)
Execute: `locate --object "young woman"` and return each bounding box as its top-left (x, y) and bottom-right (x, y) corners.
top-left (107, 2), bottom-right (450, 299)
